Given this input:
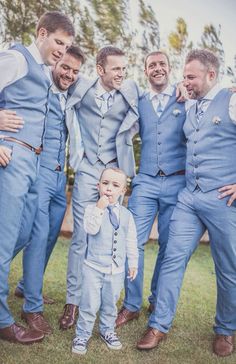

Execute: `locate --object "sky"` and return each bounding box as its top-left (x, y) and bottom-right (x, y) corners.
top-left (130, 0), bottom-right (236, 68)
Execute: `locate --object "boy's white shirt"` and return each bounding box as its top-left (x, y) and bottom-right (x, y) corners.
top-left (83, 203), bottom-right (138, 274)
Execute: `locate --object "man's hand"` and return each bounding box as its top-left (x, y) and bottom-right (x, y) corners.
top-left (127, 267), bottom-right (137, 281)
top-left (96, 195), bottom-right (110, 210)
top-left (0, 145), bottom-right (12, 166)
top-left (218, 184), bottom-right (236, 206)
top-left (0, 110), bottom-right (24, 132)
top-left (176, 81), bottom-right (188, 102)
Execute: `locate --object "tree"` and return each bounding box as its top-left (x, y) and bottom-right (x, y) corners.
top-left (168, 17), bottom-right (192, 82)
top-left (0, 0), bottom-right (62, 45)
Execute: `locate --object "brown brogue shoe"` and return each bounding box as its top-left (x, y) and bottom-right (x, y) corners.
top-left (0, 323), bottom-right (44, 344)
top-left (148, 303), bottom-right (155, 314)
top-left (59, 304), bottom-right (78, 330)
top-left (137, 327), bottom-right (167, 350)
top-left (15, 287), bottom-right (55, 305)
top-left (213, 334), bottom-right (234, 357)
top-left (14, 287), bottom-right (24, 299)
top-left (21, 311), bottom-right (53, 335)
top-left (115, 307), bottom-right (139, 328)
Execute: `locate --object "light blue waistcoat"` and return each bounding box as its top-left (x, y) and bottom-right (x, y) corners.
top-left (40, 91), bottom-right (68, 170)
top-left (76, 86), bottom-right (129, 165)
top-left (86, 205), bottom-right (131, 267)
top-left (184, 89), bottom-right (236, 192)
top-left (0, 44), bottom-right (50, 147)
top-left (138, 89), bottom-right (186, 176)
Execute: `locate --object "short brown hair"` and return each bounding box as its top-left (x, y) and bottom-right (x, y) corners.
top-left (100, 167), bottom-right (127, 187)
top-left (96, 46), bottom-right (125, 69)
top-left (185, 49), bottom-right (220, 76)
top-left (66, 45), bottom-right (86, 64)
top-left (144, 51), bottom-right (170, 69)
top-left (36, 11), bottom-right (75, 36)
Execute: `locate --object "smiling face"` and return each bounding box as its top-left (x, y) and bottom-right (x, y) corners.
top-left (183, 59), bottom-right (217, 100)
top-left (98, 169), bottom-right (127, 205)
top-left (145, 53), bottom-right (171, 92)
top-left (96, 55), bottom-right (126, 91)
top-left (52, 53), bottom-right (82, 91)
top-left (36, 28), bottom-right (74, 66)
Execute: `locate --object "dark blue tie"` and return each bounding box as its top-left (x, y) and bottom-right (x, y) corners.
top-left (107, 205), bottom-right (119, 230)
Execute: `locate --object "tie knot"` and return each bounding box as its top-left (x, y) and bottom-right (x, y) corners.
top-left (102, 92), bottom-right (111, 101)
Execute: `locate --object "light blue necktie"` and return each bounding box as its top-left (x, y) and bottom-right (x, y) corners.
top-left (196, 99), bottom-right (206, 122)
top-left (101, 92), bottom-right (112, 114)
top-left (156, 94), bottom-right (164, 118)
top-left (107, 205), bottom-right (119, 230)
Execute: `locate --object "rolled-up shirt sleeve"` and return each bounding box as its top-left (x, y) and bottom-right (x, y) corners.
top-left (83, 204), bottom-right (104, 235)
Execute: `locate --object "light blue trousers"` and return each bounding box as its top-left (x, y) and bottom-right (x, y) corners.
top-left (0, 141), bottom-right (39, 328)
top-left (149, 187), bottom-right (236, 336)
top-left (14, 166), bottom-right (67, 312)
top-left (124, 172), bottom-right (185, 311)
top-left (76, 264), bottom-right (124, 340)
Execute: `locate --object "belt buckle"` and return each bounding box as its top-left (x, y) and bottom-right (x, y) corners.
top-left (159, 170), bottom-right (166, 177)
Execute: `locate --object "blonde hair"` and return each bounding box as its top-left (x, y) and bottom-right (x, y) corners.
top-left (99, 167), bottom-right (127, 186)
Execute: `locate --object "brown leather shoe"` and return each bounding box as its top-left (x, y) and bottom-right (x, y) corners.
top-left (59, 304), bottom-right (78, 330)
top-left (115, 307), bottom-right (139, 328)
top-left (137, 327), bottom-right (167, 350)
top-left (0, 323), bottom-right (44, 344)
top-left (213, 334), bottom-right (234, 357)
top-left (15, 287), bottom-right (55, 305)
top-left (21, 311), bottom-right (53, 335)
top-left (148, 303), bottom-right (155, 313)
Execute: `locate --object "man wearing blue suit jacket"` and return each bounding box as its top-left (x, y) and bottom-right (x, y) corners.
top-left (116, 51), bottom-right (188, 328)
top-left (137, 49), bottom-right (236, 358)
top-left (59, 46), bottom-right (139, 330)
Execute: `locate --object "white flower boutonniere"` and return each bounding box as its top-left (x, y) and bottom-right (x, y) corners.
top-left (212, 116), bottom-right (221, 125)
top-left (172, 108), bottom-right (181, 116)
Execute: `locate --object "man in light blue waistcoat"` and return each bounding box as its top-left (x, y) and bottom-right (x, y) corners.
top-left (137, 49), bottom-right (236, 358)
top-left (116, 51), bottom-right (187, 327)
top-left (8, 46), bottom-right (85, 335)
top-left (0, 12), bottom-right (74, 345)
top-left (59, 46), bottom-right (139, 330)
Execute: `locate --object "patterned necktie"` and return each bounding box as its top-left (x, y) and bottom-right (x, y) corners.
top-left (107, 205), bottom-right (119, 230)
top-left (156, 94), bottom-right (164, 118)
top-left (101, 92), bottom-right (112, 114)
top-left (196, 99), bottom-right (206, 122)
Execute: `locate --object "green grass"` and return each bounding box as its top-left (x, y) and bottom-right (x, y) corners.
top-left (1, 239), bottom-right (235, 364)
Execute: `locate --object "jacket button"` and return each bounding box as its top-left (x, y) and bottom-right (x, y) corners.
top-left (113, 248), bottom-right (117, 251)
top-left (114, 240), bottom-right (117, 244)
top-left (114, 232), bottom-right (118, 236)
top-left (194, 141), bottom-right (197, 144)
top-left (113, 255), bottom-right (116, 259)
top-left (196, 128), bottom-right (199, 132)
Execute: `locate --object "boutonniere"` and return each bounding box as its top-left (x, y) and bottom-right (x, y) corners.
top-left (212, 116), bottom-right (221, 125)
top-left (172, 108), bottom-right (181, 116)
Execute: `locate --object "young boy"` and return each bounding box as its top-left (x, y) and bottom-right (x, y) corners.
top-left (72, 167), bottom-right (138, 355)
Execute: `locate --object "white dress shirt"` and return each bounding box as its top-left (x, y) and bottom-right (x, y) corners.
top-left (84, 203), bottom-right (138, 275)
top-left (0, 42), bottom-right (51, 91)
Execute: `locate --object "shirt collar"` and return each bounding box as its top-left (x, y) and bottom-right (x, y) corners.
top-left (96, 79), bottom-right (116, 98)
top-left (26, 42), bottom-right (44, 65)
top-left (149, 84), bottom-right (174, 101)
top-left (202, 83), bottom-right (223, 101)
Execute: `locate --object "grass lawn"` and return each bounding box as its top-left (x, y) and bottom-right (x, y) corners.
top-left (2, 238), bottom-right (235, 364)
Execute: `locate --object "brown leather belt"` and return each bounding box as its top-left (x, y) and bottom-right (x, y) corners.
top-left (158, 169), bottom-right (185, 177)
top-left (2, 137), bottom-right (42, 155)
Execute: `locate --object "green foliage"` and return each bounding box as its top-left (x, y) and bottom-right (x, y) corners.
top-left (0, 0), bottom-right (62, 44)
top-left (168, 17), bottom-right (188, 54)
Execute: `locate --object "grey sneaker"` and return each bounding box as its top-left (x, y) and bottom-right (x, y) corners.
top-left (100, 332), bottom-right (122, 350)
top-left (72, 337), bottom-right (88, 355)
